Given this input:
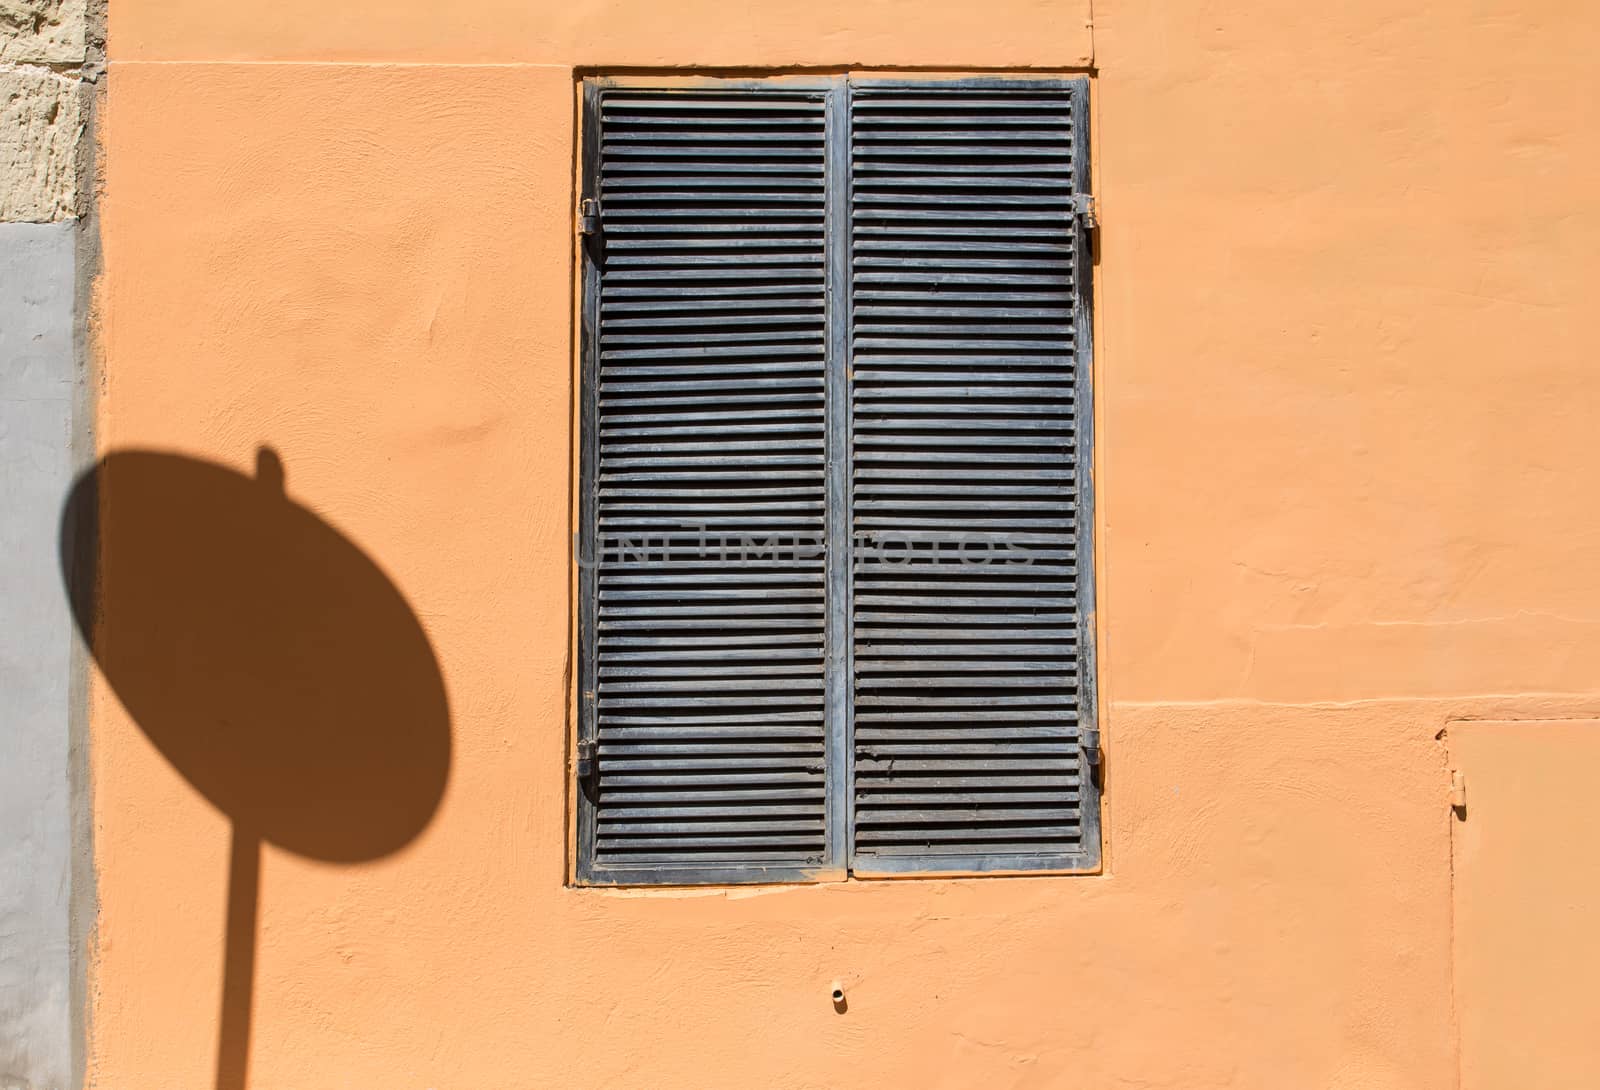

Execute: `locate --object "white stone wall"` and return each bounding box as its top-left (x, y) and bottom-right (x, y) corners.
top-left (1, 0), bottom-right (92, 222)
top-left (1, 5), bottom-right (94, 1088)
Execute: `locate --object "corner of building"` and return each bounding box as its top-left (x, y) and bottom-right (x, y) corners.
top-left (0, 1), bottom-right (103, 1087)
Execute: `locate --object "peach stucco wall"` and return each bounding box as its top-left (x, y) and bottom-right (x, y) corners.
top-left (1449, 720), bottom-right (1600, 1090)
top-left (89, 1), bottom-right (1600, 1087)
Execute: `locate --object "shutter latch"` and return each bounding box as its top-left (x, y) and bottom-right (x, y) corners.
top-left (1071, 193), bottom-right (1099, 233)
top-left (578, 198), bottom-right (602, 237)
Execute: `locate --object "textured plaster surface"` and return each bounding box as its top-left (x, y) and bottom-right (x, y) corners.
top-left (0, 0), bottom-right (87, 64)
top-left (0, 65), bottom-right (82, 222)
top-left (1450, 719), bottom-right (1600, 1090)
top-left (0, 221), bottom-right (78, 1090)
top-left (87, 0), bottom-right (1600, 1087)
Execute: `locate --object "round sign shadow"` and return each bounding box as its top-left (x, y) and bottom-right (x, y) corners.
top-left (60, 447), bottom-right (451, 860)
top-left (60, 447), bottom-right (451, 1090)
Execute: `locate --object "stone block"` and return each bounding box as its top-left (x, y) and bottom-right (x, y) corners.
top-left (0, 65), bottom-right (81, 222)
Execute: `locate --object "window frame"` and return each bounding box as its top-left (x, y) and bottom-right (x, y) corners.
top-left (573, 72), bottom-right (1099, 887)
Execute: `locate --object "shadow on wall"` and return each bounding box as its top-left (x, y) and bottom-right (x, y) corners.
top-left (59, 447), bottom-right (452, 1090)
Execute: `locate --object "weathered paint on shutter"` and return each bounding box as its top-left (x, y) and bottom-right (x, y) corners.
top-left (846, 77), bottom-right (1101, 874)
top-left (576, 81), bottom-right (842, 884)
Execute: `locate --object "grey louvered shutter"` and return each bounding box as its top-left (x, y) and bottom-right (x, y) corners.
top-left (846, 78), bottom-right (1101, 874)
top-left (576, 83), bottom-right (841, 884)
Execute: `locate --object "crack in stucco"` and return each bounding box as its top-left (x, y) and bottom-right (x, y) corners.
top-left (1116, 694), bottom-right (1600, 713)
top-left (1254, 609), bottom-right (1600, 633)
top-left (1229, 610), bottom-right (1600, 704)
top-left (1434, 722), bottom-right (1464, 1090)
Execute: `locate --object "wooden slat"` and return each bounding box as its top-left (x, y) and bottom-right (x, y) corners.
top-left (847, 80), bottom-right (1099, 872)
top-left (579, 85), bottom-right (834, 885)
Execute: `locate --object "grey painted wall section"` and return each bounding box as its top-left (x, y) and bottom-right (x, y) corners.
top-left (0, 220), bottom-right (78, 1090)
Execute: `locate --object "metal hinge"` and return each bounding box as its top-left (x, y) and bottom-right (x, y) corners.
top-left (1450, 770), bottom-right (1467, 815)
top-left (578, 198), bottom-right (601, 237)
top-left (1081, 728), bottom-right (1102, 786)
top-left (576, 738), bottom-right (598, 781)
top-left (1071, 193), bottom-right (1099, 232)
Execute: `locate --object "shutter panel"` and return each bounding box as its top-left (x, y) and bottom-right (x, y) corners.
top-left (577, 84), bottom-right (837, 884)
top-left (847, 79), bottom-right (1100, 873)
